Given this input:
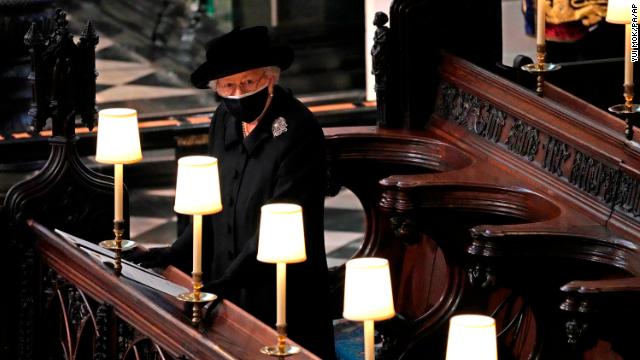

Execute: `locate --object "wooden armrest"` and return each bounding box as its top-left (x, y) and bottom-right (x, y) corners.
top-left (561, 277), bottom-right (640, 294)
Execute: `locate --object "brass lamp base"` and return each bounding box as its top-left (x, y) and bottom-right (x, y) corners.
top-left (608, 104), bottom-right (640, 114)
top-left (521, 62), bottom-right (561, 97)
top-left (520, 62), bottom-right (561, 73)
top-left (609, 104), bottom-right (640, 140)
top-left (520, 44), bottom-right (561, 97)
top-left (260, 324), bottom-right (300, 357)
top-left (177, 292), bottom-right (217, 303)
top-left (177, 291), bottom-right (216, 326)
top-left (99, 239), bottom-right (137, 251)
top-left (176, 272), bottom-right (216, 326)
top-left (260, 344), bottom-right (301, 357)
top-left (100, 220), bottom-right (133, 276)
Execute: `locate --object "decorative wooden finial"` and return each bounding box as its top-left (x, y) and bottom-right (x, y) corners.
top-left (23, 8), bottom-right (99, 136)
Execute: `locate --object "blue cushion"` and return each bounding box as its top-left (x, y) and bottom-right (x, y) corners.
top-left (333, 319), bottom-right (364, 360)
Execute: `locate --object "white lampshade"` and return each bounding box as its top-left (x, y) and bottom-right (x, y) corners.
top-left (606, 0), bottom-right (638, 23)
top-left (174, 156), bottom-right (223, 215)
top-left (95, 108), bottom-right (143, 164)
top-left (343, 257), bottom-right (395, 321)
top-left (257, 203), bottom-right (307, 263)
top-left (445, 315), bottom-right (498, 360)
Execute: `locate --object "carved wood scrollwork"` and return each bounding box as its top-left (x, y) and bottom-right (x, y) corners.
top-left (435, 83), bottom-right (507, 144)
top-left (37, 267), bottom-right (181, 360)
top-left (542, 136), bottom-right (570, 177)
top-left (45, 284), bottom-right (97, 359)
top-left (564, 318), bottom-right (590, 348)
top-left (24, 8), bottom-right (98, 135)
top-left (375, 314), bottom-right (414, 360)
top-left (491, 290), bottom-right (534, 359)
top-left (617, 173), bottom-right (640, 217)
top-left (434, 81), bottom-right (640, 221)
top-left (123, 338), bottom-right (171, 360)
top-left (473, 106), bottom-right (505, 143)
top-left (95, 304), bottom-right (111, 360)
top-left (390, 214), bottom-right (419, 245)
top-left (466, 262), bottom-right (496, 289)
top-left (325, 153), bottom-right (342, 198)
top-left (371, 11), bottom-right (394, 128)
top-left (5, 11), bottom-right (126, 358)
top-left (569, 151), bottom-right (621, 204)
top-left (505, 119), bottom-right (539, 161)
top-left (118, 321), bottom-right (135, 359)
top-left (18, 248), bottom-right (36, 360)
top-left (559, 295), bottom-right (593, 351)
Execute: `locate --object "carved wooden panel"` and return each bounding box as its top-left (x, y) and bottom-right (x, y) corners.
top-left (39, 267), bottom-right (181, 360)
top-left (434, 82), bottom-right (626, 212)
top-left (424, 54), bottom-right (640, 359)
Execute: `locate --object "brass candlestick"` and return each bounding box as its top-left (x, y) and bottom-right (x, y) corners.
top-left (99, 220), bottom-right (136, 276)
top-left (177, 271), bottom-right (216, 326)
top-left (609, 84), bottom-right (640, 140)
top-left (521, 44), bottom-right (561, 97)
top-left (95, 108), bottom-right (143, 277)
top-left (173, 156), bottom-right (222, 327)
top-left (260, 324), bottom-right (300, 357)
top-left (256, 203), bottom-right (308, 357)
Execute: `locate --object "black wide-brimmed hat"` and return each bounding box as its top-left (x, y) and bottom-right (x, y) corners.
top-left (190, 26), bottom-right (294, 89)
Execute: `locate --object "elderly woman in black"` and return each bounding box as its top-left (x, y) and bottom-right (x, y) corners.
top-left (133, 26), bottom-right (335, 359)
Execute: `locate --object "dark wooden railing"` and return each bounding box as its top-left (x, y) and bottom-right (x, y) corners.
top-left (29, 220), bottom-right (319, 360)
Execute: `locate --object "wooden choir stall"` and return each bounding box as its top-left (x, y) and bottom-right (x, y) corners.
top-left (5, 0), bottom-right (640, 359)
top-left (0, 11), bottom-right (319, 360)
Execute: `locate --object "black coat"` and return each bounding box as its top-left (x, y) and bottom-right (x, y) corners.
top-left (170, 86), bottom-right (335, 359)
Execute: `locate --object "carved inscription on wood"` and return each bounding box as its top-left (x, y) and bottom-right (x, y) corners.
top-left (617, 173), bottom-right (640, 217)
top-left (434, 82), bottom-right (640, 216)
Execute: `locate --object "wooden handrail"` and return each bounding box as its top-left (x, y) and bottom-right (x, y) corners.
top-left (29, 220), bottom-right (319, 360)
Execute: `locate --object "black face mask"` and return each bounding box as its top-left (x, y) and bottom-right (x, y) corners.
top-left (221, 86), bottom-right (270, 122)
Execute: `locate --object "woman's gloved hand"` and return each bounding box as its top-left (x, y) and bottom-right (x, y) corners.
top-left (124, 247), bottom-right (173, 268)
top-left (202, 277), bottom-right (232, 299)
top-left (202, 278), bottom-right (231, 324)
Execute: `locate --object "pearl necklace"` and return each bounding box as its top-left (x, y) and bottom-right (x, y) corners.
top-left (242, 122), bottom-right (249, 137)
top-left (241, 91), bottom-right (274, 138)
